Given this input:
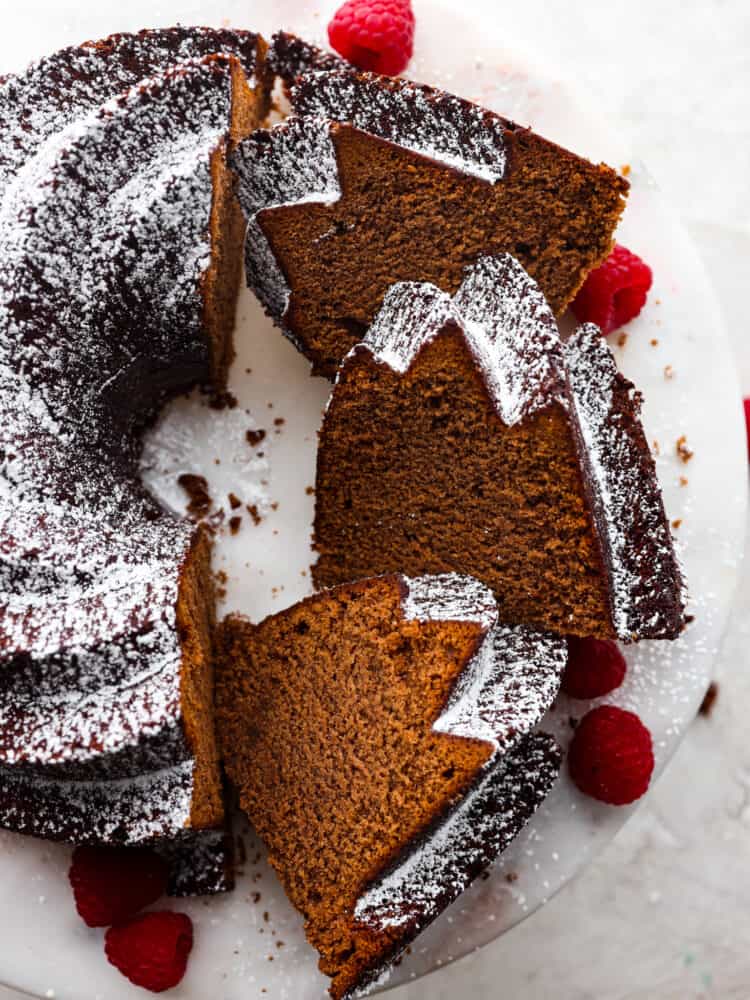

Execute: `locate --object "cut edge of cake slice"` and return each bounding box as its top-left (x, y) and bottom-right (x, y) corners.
top-left (230, 64), bottom-right (628, 377)
top-left (216, 572), bottom-right (564, 998)
top-left (312, 255), bottom-right (685, 640)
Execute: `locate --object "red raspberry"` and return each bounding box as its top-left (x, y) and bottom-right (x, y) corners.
top-left (571, 243), bottom-right (653, 335)
top-left (568, 705), bottom-right (654, 805)
top-left (562, 637), bottom-right (627, 699)
top-left (743, 398), bottom-right (750, 459)
top-left (105, 911), bottom-right (193, 993)
top-left (328, 0), bottom-right (415, 76)
top-left (69, 845), bottom-right (168, 927)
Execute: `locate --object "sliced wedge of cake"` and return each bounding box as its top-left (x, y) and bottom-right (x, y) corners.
top-left (216, 573), bottom-right (563, 999)
top-left (231, 66), bottom-right (628, 376)
top-left (313, 255), bottom-right (685, 640)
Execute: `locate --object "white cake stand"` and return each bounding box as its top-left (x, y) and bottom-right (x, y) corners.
top-left (0, 1), bottom-right (745, 998)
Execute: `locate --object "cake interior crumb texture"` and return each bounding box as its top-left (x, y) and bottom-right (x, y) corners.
top-left (313, 255), bottom-right (685, 641)
top-left (234, 68), bottom-right (628, 376)
top-left (216, 576), bottom-right (561, 998)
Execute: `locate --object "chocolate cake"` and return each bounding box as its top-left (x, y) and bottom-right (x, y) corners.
top-left (313, 255), bottom-right (685, 640)
top-left (231, 66), bottom-right (628, 376)
top-left (216, 573), bottom-right (564, 998)
top-left (267, 29), bottom-right (345, 87)
top-left (0, 26), bottom-right (271, 202)
top-left (0, 42), bottom-right (270, 892)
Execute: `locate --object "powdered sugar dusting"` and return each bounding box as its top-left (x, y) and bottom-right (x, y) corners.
top-left (0, 26), bottom-right (262, 204)
top-left (565, 324), bottom-right (686, 639)
top-left (434, 623), bottom-right (566, 749)
top-left (402, 572), bottom-right (497, 629)
top-left (361, 283), bottom-right (455, 374)
top-left (342, 572), bottom-right (563, 985)
top-left (0, 55), bottom-right (236, 853)
top-left (363, 255), bottom-right (567, 425)
top-left (353, 734), bottom-right (560, 936)
top-left (232, 115), bottom-right (341, 321)
top-left (291, 69), bottom-right (509, 183)
top-left (0, 761), bottom-right (194, 844)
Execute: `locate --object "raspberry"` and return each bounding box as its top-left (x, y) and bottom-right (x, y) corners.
top-left (743, 398), bottom-right (750, 459)
top-left (562, 637), bottom-right (627, 699)
top-left (105, 911), bottom-right (193, 993)
top-left (69, 845), bottom-right (168, 927)
top-left (571, 243), bottom-right (653, 335)
top-left (328, 0), bottom-right (415, 76)
top-left (568, 705), bottom-right (654, 805)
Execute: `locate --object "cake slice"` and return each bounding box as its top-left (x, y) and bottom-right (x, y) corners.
top-left (231, 66), bottom-right (628, 376)
top-left (313, 255), bottom-right (685, 640)
top-left (216, 573), bottom-right (564, 999)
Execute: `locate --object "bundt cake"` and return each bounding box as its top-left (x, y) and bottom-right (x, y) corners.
top-left (313, 255), bottom-right (685, 641)
top-left (0, 26), bottom-right (271, 202)
top-left (0, 40), bottom-right (270, 892)
top-left (216, 573), bottom-right (564, 999)
top-left (267, 29), bottom-right (346, 87)
top-left (231, 64), bottom-right (628, 376)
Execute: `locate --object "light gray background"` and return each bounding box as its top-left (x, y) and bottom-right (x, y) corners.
top-left (1, 1), bottom-right (748, 998)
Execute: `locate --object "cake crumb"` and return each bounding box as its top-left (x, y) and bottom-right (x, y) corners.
top-left (650, 338), bottom-right (659, 347)
top-left (229, 516), bottom-right (242, 535)
top-left (676, 435), bottom-right (694, 463)
top-left (652, 440), bottom-right (660, 456)
top-left (671, 518), bottom-right (682, 529)
top-left (209, 389), bottom-right (238, 410)
top-left (679, 476), bottom-right (689, 487)
top-left (617, 332), bottom-right (628, 348)
top-left (178, 473), bottom-right (211, 518)
top-left (214, 568), bottom-right (228, 601)
top-left (246, 428), bottom-right (266, 447)
top-left (228, 492), bottom-right (242, 510)
top-left (273, 417), bottom-right (285, 427)
top-left (271, 501), bottom-right (279, 511)
top-left (305, 485), bottom-right (315, 495)
top-left (247, 504), bottom-right (262, 526)
top-left (621, 164), bottom-right (631, 177)
top-left (251, 892), bottom-right (261, 904)
top-left (505, 872), bottom-right (518, 883)
top-left (699, 681), bottom-right (719, 717)
top-left (664, 365), bottom-right (674, 379)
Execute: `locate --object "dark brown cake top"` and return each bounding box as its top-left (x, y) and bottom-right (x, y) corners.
top-left (564, 325), bottom-right (687, 638)
top-left (291, 68), bottom-right (514, 182)
top-left (0, 57), bottom-right (236, 837)
top-left (0, 26), bottom-right (262, 200)
top-left (267, 30), bottom-right (345, 84)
